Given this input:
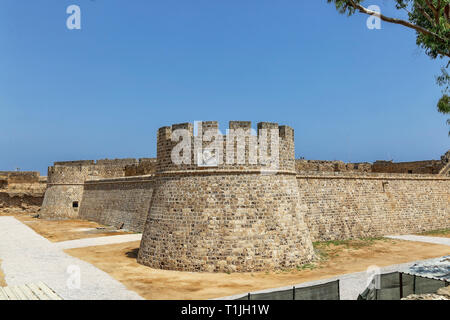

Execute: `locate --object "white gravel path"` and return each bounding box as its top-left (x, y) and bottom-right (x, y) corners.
top-left (54, 234), bottom-right (142, 250)
top-left (0, 217), bottom-right (143, 300)
top-left (385, 235), bottom-right (450, 246)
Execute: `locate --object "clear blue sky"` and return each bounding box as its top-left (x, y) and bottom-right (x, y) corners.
top-left (1, 0), bottom-right (448, 175)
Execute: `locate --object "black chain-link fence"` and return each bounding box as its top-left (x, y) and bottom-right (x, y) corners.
top-left (358, 271), bottom-right (449, 300)
top-left (234, 279), bottom-right (340, 300)
top-left (233, 270), bottom-right (449, 300)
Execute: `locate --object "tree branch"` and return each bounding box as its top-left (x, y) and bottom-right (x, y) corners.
top-left (345, 0), bottom-right (449, 57)
top-left (416, 2), bottom-right (437, 27)
top-left (424, 0), bottom-right (441, 24)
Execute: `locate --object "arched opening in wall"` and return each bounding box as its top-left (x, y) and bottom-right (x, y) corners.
top-left (72, 201), bottom-right (79, 209)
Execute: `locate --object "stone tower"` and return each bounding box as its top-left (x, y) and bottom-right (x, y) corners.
top-left (40, 159), bottom-right (137, 219)
top-left (137, 121), bottom-right (315, 272)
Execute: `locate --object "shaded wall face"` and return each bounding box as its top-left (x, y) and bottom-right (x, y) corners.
top-left (299, 174), bottom-right (450, 241)
top-left (371, 161), bottom-right (444, 174)
top-left (79, 177), bottom-right (154, 232)
top-left (137, 173), bottom-right (315, 273)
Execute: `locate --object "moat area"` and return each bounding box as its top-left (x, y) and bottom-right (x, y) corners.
top-left (1, 211), bottom-right (448, 299)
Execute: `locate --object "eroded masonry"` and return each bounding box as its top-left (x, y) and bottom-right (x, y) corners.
top-left (0, 171), bottom-right (46, 214)
top-left (35, 121), bottom-right (450, 272)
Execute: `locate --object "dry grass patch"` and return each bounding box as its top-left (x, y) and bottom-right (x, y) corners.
top-left (15, 215), bottom-right (133, 242)
top-left (65, 237), bottom-right (450, 300)
top-left (418, 228), bottom-right (450, 238)
top-left (0, 259), bottom-right (6, 287)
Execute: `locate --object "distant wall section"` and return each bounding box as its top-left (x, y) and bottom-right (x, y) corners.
top-left (40, 159), bottom-right (138, 219)
top-left (0, 171), bottom-right (47, 213)
top-left (372, 160), bottom-right (444, 174)
top-left (124, 158), bottom-right (156, 176)
top-left (295, 160), bottom-right (372, 173)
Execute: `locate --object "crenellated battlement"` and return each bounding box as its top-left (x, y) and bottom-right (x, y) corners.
top-left (53, 158), bottom-right (137, 167)
top-left (138, 121), bottom-right (313, 272)
top-left (48, 158), bottom-right (139, 184)
top-left (156, 121), bottom-right (295, 173)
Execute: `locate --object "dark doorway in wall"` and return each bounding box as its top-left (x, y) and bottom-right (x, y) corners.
top-left (408, 170), bottom-right (413, 174)
top-left (73, 201), bottom-right (79, 208)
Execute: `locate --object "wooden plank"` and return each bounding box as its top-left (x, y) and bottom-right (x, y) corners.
top-left (1, 282), bottom-right (62, 300)
top-left (26, 283), bottom-right (49, 300)
top-left (36, 282), bottom-right (62, 300)
top-left (3, 286), bottom-right (18, 300)
top-left (11, 286), bottom-right (27, 300)
top-left (18, 285), bottom-right (38, 300)
top-left (0, 288), bottom-right (9, 300)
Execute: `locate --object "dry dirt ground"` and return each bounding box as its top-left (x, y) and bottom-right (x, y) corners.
top-left (418, 229), bottom-right (450, 238)
top-left (0, 259), bottom-right (6, 287)
top-left (14, 214), bottom-right (132, 242)
top-left (65, 238), bottom-right (450, 300)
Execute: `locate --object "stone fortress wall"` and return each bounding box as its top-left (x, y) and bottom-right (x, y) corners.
top-left (297, 171), bottom-right (449, 241)
top-left (135, 121), bottom-right (316, 272)
top-left (0, 171), bottom-right (47, 213)
top-left (38, 121), bottom-right (450, 272)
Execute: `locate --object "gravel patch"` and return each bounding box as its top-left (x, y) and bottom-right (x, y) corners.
top-left (408, 255), bottom-right (450, 280)
top-left (385, 235), bottom-right (450, 246)
top-left (0, 217), bottom-right (143, 300)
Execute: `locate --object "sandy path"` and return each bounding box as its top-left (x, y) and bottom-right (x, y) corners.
top-left (386, 235), bottom-right (450, 246)
top-left (0, 216), bottom-right (143, 300)
top-left (15, 215), bottom-right (133, 242)
top-left (55, 234), bottom-right (142, 250)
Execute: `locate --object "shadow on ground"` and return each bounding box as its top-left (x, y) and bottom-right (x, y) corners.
top-left (126, 248), bottom-right (139, 259)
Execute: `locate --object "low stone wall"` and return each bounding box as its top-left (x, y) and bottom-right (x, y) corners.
top-left (0, 192), bottom-right (45, 214)
top-left (79, 175), bottom-right (155, 232)
top-left (298, 172), bottom-right (450, 241)
top-left (0, 172), bottom-right (47, 214)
